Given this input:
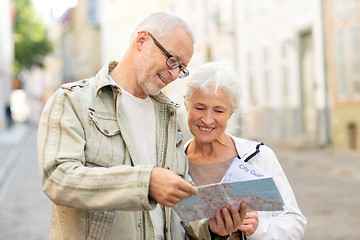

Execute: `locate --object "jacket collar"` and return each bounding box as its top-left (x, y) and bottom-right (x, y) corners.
top-left (229, 134), bottom-right (263, 162)
top-left (95, 61), bottom-right (180, 108)
top-left (95, 61), bottom-right (119, 96)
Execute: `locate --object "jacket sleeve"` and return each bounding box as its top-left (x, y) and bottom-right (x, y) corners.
top-left (247, 146), bottom-right (307, 240)
top-left (37, 88), bottom-right (156, 211)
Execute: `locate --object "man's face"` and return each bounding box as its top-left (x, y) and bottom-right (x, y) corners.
top-left (134, 27), bottom-right (194, 98)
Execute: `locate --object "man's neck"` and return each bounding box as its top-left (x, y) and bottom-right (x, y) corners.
top-left (110, 58), bottom-right (148, 99)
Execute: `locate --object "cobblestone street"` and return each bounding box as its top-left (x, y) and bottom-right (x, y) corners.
top-left (0, 124), bottom-right (359, 239)
top-left (0, 125), bottom-right (51, 240)
top-left (277, 148), bottom-right (360, 240)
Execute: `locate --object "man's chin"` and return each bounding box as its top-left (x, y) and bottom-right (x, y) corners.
top-left (144, 86), bottom-right (161, 96)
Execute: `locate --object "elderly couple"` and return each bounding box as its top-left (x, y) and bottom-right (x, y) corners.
top-left (37, 11), bottom-right (306, 240)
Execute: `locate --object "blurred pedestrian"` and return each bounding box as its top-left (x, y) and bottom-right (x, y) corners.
top-left (37, 11), bottom-right (245, 240)
top-left (183, 61), bottom-right (307, 240)
top-left (5, 102), bottom-right (12, 127)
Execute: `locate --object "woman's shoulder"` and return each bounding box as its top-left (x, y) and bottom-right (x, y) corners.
top-left (228, 134), bottom-right (276, 160)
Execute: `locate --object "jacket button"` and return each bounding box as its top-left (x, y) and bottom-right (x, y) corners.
top-left (138, 223), bottom-right (141, 228)
top-left (166, 167), bottom-right (170, 170)
top-left (170, 111), bottom-right (174, 117)
top-left (104, 129), bottom-right (109, 134)
top-left (165, 227), bottom-right (168, 232)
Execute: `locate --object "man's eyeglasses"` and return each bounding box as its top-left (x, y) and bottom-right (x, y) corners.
top-left (148, 32), bottom-right (189, 79)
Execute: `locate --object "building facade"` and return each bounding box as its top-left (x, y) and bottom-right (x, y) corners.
top-left (61, 0), bottom-right (102, 83)
top-left (235, 0), bottom-right (330, 148)
top-left (43, 0), bottom-right (359, 153)
top-left (323, 0), bottom-right (360, 152)
top-left (0, 0), bottom-right (14, 129)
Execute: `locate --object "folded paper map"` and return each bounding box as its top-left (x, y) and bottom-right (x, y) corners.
top-left (173, 158), bottom-right (284, 222)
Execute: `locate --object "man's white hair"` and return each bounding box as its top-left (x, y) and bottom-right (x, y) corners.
top-left (130, 11), bottom-right (196, 42)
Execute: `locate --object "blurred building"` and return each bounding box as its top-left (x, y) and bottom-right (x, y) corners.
top-left (235, 0), bottom-right (329, 148)
top-left (41, 0), bottom-right (102, 103)
top-left (0, 0), bottom-right (14, 129)
top-left (45, 0), bottom-right (101, 86)
top-left (41, 0), bottom-right (360, 153)
top-left (42, 18), bottom-right (65, 102)
top-left (63, 0), bottom-right (101, 82)
top-left (323, 0), bottom-right (360, 152)
top-left (99, 0), bottom-right (171, 64)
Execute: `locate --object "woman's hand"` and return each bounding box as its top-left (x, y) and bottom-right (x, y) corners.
top-left (209, 201), bottom-right (247, 236)
top-left (238, 211), bottom-right (259, 236)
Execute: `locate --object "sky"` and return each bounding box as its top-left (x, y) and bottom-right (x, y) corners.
top-left (31, 0), bottom-right (78, 21)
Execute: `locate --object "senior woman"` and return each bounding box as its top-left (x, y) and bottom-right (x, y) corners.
top-left (183, 61), bottom-right (307, 240)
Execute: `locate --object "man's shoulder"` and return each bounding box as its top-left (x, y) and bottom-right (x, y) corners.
top-left (60, 77), bottom-right (96, 92)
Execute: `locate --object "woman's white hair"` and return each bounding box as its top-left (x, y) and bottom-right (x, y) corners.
top-left (184, 61), bottom-right (242, 110)
top-left (131, 11), bottom-right (196, 42)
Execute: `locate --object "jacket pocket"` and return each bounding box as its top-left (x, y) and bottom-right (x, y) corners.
top-left (86, 109), bottom-right (126, 167)
top-left (87, 211), bottom-right (115, 240)
top-left (89, 110), bottom-right (121, 136)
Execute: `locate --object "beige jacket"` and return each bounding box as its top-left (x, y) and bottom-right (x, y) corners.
top-left (37, 62), bottom-right (211, 240)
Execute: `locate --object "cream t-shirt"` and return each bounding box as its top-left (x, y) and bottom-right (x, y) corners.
top-left (110, 76), bottom-right (164, 240)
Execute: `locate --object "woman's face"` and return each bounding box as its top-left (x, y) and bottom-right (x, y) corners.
top-left (186, 87), bottom-right (233, 144)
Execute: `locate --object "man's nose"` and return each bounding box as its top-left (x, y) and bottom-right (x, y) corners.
top-left (168, 67), bottom-right (180, 81)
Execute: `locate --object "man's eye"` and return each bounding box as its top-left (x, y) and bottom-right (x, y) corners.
top-left (195, 107), bottom-right (204, 111)
top-left (168, 57), bottom-right (178, 65)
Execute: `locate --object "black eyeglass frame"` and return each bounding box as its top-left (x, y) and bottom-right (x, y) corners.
top-left (147, 32), bottom-right (189, 78)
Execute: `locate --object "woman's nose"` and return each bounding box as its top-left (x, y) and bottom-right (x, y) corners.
top-left (201, 113), bottom-right (214, 125)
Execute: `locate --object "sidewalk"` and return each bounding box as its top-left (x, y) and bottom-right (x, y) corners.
top-left (275, 146), bottom-right (360, 179)
top-left (0, 123), bottom-right (32, 187)
top-left (0, 124), bottom-right (51, 240)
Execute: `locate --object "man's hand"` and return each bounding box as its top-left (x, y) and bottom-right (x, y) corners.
top-left (209, 201), bottom-right (247, 236)
top-left (149, 167), bottom-right (198, 207)
top-left (238, 211), bottom-right (259, 236)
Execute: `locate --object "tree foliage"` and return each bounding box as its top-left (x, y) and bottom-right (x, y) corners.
top-left (13, 0), bottom-right (52, 75)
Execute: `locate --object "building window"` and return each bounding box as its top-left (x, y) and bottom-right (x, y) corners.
top-left (88, 0), bottom-right (99, 28)
top-left (280, 41), bottom-right (291, 99)
top-left (332, 0), bottom-right (358, 21)
top-left (334, 29), bottom-right (347, 97)
top-left (262, 47), bottom-right (271, 102)
top-left (282, 66), bottom-right (289, 97)
top-left (247, 52), bottom-right (256, 104)
top-left (350, 26), bottom-right (360, 93)
top-left (264, 71), bottom-right (270, 101)
top-left (334, 25), bottom-right (360, 99)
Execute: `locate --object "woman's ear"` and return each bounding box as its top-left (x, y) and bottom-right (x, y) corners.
top-left (183, 95), bottom-right (189, 111)
top-left (229, 111), bottom-right (234, 118)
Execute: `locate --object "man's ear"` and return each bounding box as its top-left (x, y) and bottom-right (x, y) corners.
top-left (136, 31), bottom-right (147, 51)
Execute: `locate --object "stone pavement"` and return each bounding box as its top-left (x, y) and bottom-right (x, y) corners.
top-left (275, 146), bottom-right (360, 240)
top-left (275, 146), bottom-right (360, 180)
top-left (0, 124), bottom-right (51, 240)
top-left (0, 124), bottom-right (31, 190)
